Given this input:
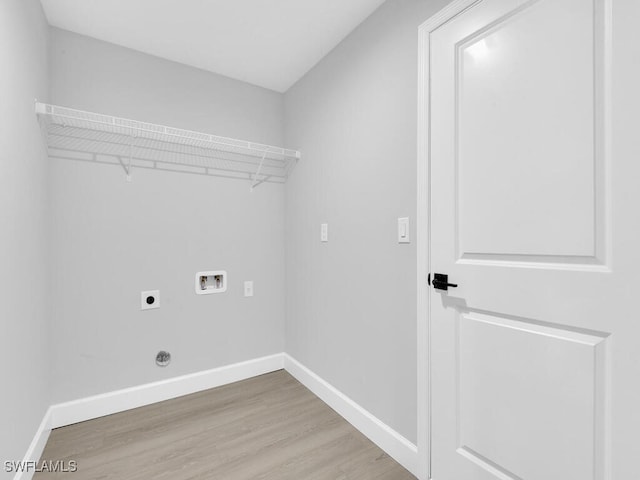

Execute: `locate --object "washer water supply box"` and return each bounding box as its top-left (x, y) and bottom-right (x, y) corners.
top-left (195, 271), bottom-right (227, 294)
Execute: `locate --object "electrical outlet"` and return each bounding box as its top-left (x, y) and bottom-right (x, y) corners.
top-left (244, 281), bottom-right (254, 297)
top-left (141, 290), bottom-right (160, 310)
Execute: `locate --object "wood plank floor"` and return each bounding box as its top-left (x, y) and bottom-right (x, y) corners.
top-left (34, 370), bottom-right (416, 479)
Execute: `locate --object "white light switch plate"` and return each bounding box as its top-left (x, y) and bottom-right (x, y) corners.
top-left (244, 281), bottom-right (254, 297)
top-left (321, 223), bottom-right (328, 242)
top-left (398, 217), bottom-right (410, 243)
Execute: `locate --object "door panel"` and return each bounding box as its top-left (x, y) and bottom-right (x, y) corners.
top-left (457, 0), bottom-right (597, 259)
top-left (426, 0), bottom-right (625, 479)
top-left (458, 312), bottom-right (607, 480)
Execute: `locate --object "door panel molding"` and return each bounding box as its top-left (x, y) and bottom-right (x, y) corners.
top-left (456, 446), bottom-right (523, 480)
top-left (452, 0), bottom-right (612, 268)
top-left (457, 252), bottom-right (611, 272)
top-left (455, 310), bottom-right (610, 479)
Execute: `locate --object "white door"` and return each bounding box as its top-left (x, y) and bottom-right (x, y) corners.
top-left (424, 0), bottom-right (640, 479)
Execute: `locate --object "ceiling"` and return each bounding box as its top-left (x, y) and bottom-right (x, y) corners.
top-left (40, 0), bottom-right (386, 93)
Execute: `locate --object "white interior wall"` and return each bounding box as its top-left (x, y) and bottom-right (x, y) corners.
top-left (284, 0), bottom-right (450, 444)
top-left (0, 0), bottom-right (51, 473)
top-left (49, 29), bottom-right (287, 402)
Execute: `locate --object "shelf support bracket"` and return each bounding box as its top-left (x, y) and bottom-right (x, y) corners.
top-left (250, 151), bottom-right (267, 191)
top-left (116, 156), bottom-right (129, 178)
top-left (122, 135), bottom-right (136, 182)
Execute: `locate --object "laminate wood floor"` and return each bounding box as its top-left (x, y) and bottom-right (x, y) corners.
top-left (34, 370), bottom-right (416, 480)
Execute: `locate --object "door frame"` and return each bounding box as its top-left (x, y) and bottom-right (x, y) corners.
top-left (416, 2), bottom-right (483, 479)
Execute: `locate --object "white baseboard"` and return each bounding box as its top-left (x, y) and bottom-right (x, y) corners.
top-left (17, 353), bottom-right (418, 479)
top-left (49, 353), bottom-right (284, 428)
top-left (283, 354), bottom-right (419, 477)
top-left (12, 407), bottom-right (52, 480)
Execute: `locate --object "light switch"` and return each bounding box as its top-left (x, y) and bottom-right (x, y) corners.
top-left (244, 281), bottom-right (254, 297)
top-left (321, 223), bottom-right (328, 242)
top-left (398, 217), bottom-right (410, 243)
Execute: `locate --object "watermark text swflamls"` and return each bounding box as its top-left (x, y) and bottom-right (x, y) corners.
top-left (4, 460), bottom-right (78, 473)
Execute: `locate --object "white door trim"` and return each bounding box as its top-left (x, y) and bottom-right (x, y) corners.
top-left (416, 2), bottom-right (483, 479)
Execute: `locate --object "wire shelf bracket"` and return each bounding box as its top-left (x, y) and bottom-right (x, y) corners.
top-left (35, 102), bottom-right (300, 189)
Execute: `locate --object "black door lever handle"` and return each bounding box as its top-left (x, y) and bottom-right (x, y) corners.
top-left (429, 273), bottom-right (458, 291)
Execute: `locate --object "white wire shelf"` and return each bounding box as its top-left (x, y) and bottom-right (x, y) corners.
top-left (36, 102), bottom-right (300, 187)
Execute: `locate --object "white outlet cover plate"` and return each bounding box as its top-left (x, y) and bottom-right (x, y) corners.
top-left (321, 223), bottom-right (328, 242)
top-left (141, 290), bottom-right (160, 310)
top-left (244, 281), bottom-right (254, 297)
